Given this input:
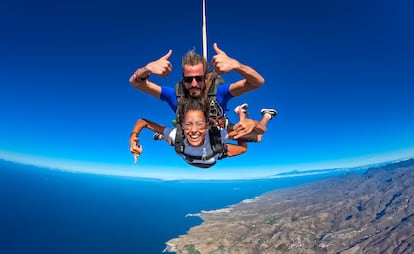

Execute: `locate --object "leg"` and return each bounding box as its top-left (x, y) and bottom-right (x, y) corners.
top-left (255, 108), bottom-right (277, 142)
top-left (234, 103), bottom-right (248, 120)
top-left (256, 108), bottom-right (277, 131)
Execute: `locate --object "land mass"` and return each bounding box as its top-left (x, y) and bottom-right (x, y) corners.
top-left (165, 158), bottom-right (414, 254)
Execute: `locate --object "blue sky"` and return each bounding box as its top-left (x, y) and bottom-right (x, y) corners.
top-left (1, 0), bottom-right (413, 180)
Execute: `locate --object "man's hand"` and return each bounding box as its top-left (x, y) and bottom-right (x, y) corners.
top-left (232, 112), bottom-right (265, 140)
top-left (145, 50), bottom-right (173, 77)
top-left (211, 43), bottom-right (240, 74)
top-left (232, 119), bottom-right (256, 139)
top-left (129, 136), bottom-right (143, 164)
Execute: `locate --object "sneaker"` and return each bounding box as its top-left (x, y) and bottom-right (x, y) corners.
top-left (234, 103), bottom-right (249, 114)
top-left (261, 108), bottom-right (278, 120)
top-left (153, 132), bottom-right (165, 141)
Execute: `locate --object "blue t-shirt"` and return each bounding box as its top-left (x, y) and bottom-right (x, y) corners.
top-left (160, 83), bottom-right (233, 115)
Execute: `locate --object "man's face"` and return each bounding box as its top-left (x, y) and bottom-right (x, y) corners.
top-left (183, 63), bottom-right (205, 98)
top-left (182, 109), bottom-right (207, 147)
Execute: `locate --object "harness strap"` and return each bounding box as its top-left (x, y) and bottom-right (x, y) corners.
top-left (209, 126), bottom-right (224, 154)
top-left (186, 161), bottom-right (216, 168)
top-left (174, 125), bottom-right (185, 154)
top-left (174, 72), bottom-right (227, 160)
top-left (183, 152), bottom-right (216, 161)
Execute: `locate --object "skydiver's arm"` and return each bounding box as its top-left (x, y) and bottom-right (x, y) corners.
top-left (129, 118), bottom-right (166, 163)
top-left (211, 43), bottom-right (264, 97)
top-left (130, 74), bottom-right (162, 98)
top-left (129, 50), bottom-right (173, 98)
top-left (131, 118), bottom-right (166, 136)
top-left (225, 142), bottom-right (247, 157)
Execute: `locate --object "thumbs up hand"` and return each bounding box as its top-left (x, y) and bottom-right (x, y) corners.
top-left (145, 50), bottom-right (173, 77)
top-left (211, 43), bottom-right (240, 74)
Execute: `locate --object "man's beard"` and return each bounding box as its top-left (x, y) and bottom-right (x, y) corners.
top-left (189, 88), bottom-right (202, 98)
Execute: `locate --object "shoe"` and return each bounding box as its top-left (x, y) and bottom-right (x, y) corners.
top-left (234, 103), bottom-right (249, 114)
top-left (153, 132), bottom-right (165, 141)
top-left (261, 108), bottom-right (278, 120)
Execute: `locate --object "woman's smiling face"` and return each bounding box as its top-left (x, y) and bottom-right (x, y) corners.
top-left (182, 109), bottom-right (208, 147)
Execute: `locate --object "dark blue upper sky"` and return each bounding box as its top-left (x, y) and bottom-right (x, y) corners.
top-left (1, 0), bottom-right (413, 180)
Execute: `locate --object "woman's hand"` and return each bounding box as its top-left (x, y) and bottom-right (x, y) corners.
top-left (130, 135), bottom-right (143, 164)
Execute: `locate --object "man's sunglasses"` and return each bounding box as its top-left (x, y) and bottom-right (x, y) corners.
top-left (183, 75), bottom-right (205, 83)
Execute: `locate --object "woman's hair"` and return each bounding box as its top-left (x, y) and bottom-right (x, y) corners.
top-left (177, 97), bottom-right (210, 125)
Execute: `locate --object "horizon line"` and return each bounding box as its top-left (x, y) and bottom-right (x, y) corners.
top-left (1, 149), bottom-right (413, 181)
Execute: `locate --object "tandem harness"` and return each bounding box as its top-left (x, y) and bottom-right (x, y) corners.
top-left (174, 72), bottom-right (228, 163)
top-left (174, 125), bottom-right (228, 168)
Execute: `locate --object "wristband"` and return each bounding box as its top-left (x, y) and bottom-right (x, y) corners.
top-left (133, 72), bottom-right (150, 82)
top-left (140, 73), bottom-right (149, 81)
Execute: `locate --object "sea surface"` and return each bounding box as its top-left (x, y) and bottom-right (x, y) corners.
top-left (0, 160), bottom-right (355, 254)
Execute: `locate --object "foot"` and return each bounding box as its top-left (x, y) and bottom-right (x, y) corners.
top-left (261, 108), bottom-right (277, 120)
top-left (234, 103), bottom-right (249, 114)
top-left (153, 132), bottom-right (165, 141)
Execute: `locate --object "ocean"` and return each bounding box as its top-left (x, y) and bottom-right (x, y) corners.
top-left (0, 160), bottom-right (351, 254)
